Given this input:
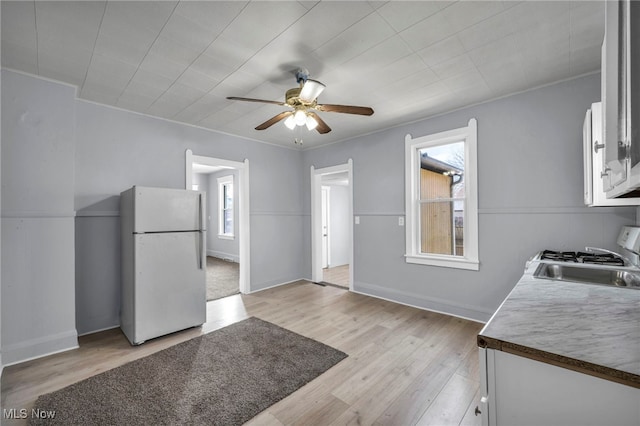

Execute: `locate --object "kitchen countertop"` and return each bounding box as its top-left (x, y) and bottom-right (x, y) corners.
top-left (478, 264), bottom-right (640, 389)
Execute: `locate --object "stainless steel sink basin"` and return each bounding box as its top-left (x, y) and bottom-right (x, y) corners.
top-left (533, 263), bottom-right (640, 289)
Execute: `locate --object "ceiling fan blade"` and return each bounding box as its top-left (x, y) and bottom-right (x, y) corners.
top-left (255, 111), bottom-right (293, 130)
top-left (316, 104), bottom-right (374, 116)
top-left (227, 96), bottom-right (286, 106)
top-left (308, 112), bottom-right (331, 134)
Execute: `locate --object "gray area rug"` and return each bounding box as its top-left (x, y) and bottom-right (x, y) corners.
top-left (207, 256), bottom-right (240, 301)
top-left (29, 317), bottom-right (347, 425)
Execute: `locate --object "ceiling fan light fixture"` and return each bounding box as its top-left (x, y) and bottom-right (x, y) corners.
top-left (294, 110), bottom-right (307, 126)
top-left (284, 115), bottom-right (296, 129)
top-left (299, 79), bottom-right (326, 102)
top-left (306, 114), bottom-right (318, 130)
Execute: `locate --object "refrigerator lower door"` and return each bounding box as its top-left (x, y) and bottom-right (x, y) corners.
top-left (130, 231), bottom-right (206, 344)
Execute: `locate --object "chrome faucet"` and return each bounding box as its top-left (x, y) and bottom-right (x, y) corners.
top-left (585, 246), bottom-right (639, 268)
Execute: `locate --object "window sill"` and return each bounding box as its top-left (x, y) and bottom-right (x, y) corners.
top-left (405, 254), bottom-right (479, 271)
top-left (218, 234), bottom-right (234, 240)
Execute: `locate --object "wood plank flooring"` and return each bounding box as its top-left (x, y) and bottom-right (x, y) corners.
top-left (322, 264), bottom-right (350, 288)
top-left (1, 281), bottom-right (483, 425)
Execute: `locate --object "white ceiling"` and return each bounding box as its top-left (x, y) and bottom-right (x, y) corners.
top-left (192, 163), bottom-right (233, 174)
top-left (1, 1), bottom-right (604, 149)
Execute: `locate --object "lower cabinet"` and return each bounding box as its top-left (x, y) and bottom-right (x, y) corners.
top-left (478, 348), bottom-right (640, 426)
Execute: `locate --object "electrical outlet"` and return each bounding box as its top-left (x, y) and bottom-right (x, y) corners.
top-left (355, 216), bottom-right (360, 225)
top-left (398, 216), bottom-right (405, 226)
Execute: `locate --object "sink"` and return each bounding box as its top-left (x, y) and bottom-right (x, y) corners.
top-left (533, 263), bottom-right (640, 289)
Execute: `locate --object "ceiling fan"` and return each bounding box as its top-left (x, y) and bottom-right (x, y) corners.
top-left (226, 69), bottom-right (374, 134)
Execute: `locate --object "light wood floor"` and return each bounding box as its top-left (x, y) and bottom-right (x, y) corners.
top-left (1, 281), bottom-right (483, 425)
top-left (322, 264), bottom-right (350, 288)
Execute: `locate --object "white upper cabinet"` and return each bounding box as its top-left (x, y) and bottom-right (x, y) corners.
top-left (602, 0), bottom-right (640, 198)
top-left (584, 102), bottom-right (640, 206)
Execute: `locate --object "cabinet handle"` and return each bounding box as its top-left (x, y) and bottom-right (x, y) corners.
top-left (594, 141), bottom-right (605, 153)
top-left (601, 167), bottom-right (611, 178)
top-left (475, 406), bottom-right (481, 416)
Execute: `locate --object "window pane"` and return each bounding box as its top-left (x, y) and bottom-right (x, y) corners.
top-left (420, 201), bottom-right (464, 256)
top-left (224, 209), bottom-right (233, 234)
top-left (419, 142), bottom-right (464, 200)
top-left (224, 184), bottom-right (233, 209)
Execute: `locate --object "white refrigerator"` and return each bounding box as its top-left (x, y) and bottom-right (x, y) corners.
top-left (120, 186), bottom-right (206, 345)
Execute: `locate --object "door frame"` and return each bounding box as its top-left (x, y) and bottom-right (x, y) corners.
top-left (310, 160), bottom-right (353, 290)
top-left (185, 149), bottom-right (250, 294)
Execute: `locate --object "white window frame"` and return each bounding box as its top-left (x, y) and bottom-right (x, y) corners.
top-left (217, 175), bottom-right (234, 240)
top-left (404, 118), bottom-right (479, 270)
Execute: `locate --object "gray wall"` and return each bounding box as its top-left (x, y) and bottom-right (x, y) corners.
top-left (1, 70), bottom-right (78, 363)
top-left (207, 169), bottom-right (240, 262)
top-left (302, 73), bottom-right (636, 322)
top-left (2, 70), bottom-right (306, 347)
top-left (74, 96), bottom-right (305, 335)
top-left (191, 173), bottom-right (209, 194)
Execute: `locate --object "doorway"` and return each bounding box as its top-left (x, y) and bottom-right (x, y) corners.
top-left (185, 150), bottom-right (250, 295)
top-left (311, 160), bottom-right (353, 290)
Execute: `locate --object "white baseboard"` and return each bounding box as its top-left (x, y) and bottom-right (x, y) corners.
top-left (77, 325), bottom-right (120, 337)
top-left (353, 280), bottom-right (492, 323)
top-left (1, 329), bottom-right (79, 367)
top-left (247, 278), bottom-right (308, 294)
top-left (206, 250), bottom-right (239, 263)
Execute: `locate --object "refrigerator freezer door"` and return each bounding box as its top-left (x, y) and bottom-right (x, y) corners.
top-left (133, 186), bottom-right (205, 233)
top-left (131, 232), bottom-right (206, 344)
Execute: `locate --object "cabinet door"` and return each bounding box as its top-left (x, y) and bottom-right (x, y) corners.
top-left (492, 350), bottom-right (640, 426)
top-left (603, 0), bottom-right (627, 189)
top-left (585, 103), bottom-right (640, 205)
top-left (628, 1), bottom-right (639, 171)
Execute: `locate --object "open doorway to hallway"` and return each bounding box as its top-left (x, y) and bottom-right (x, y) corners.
top-left (192, 167), bottom-right (240, 301)
top-left (320, 180), bottom-right (350, 289)
top-left (311, 161), bottom-right (353, 290)
top-left (186, 150), bottom-right (251, 298)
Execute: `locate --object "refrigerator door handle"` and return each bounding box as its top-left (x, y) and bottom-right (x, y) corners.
top-left (198, 193), bottom-right (205, 270)
top-left (198, 193), bottom-right (205, 231)
top-left (198, 193), bottom-right (202, 230)
top-left (199, 231), bottom-right (205, 270)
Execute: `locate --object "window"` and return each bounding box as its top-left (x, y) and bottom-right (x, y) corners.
top-left (218, 175), bottom-right (234, 239)
top-left (405, 119), bottom-right (478, 270)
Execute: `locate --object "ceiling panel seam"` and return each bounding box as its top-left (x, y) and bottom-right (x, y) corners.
top-left (79, 1), bottom-right (108, 95)
top-left (114, 1), bottom-right (181, 106)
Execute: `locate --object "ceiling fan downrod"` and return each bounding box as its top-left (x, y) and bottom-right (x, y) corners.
top-left (295, 68), bottom-right (310, 85)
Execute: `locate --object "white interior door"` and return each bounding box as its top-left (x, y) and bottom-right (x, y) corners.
top-left (321, 187), bottom-right (330, 268)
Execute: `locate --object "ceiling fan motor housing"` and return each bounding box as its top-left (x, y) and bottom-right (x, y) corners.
top-left (285, 87), bottom-right (317, 109)
top-left (285, 87), bottom-right (302, 105)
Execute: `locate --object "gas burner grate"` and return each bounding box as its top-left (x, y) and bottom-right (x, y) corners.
top-left (541, 250), bottom-right (625, 266)
top-left (540, 250), bottom-right (578, 262)
top-left (576, 252), bottom-right (625, 266)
